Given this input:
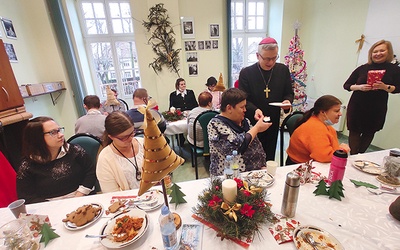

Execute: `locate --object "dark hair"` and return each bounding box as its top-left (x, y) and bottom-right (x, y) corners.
top-left (22, 116), bottom-right (66, 163)
top-left (198, 91), bottom-right (213, 107)
top-left (220, 88), bottom-right (247, 112)
top-left (132, 88), bottom-right (148, 99)
top-left (206, 76), bottom-right (217, 86)
top-left (368, 39), bottom-right (394, 64)
top-left (83, 95), bottom-right (100, 109)
top-left (175, 78), bottom-right (185, 90)
top-left (103, 111), bottom-right (134, 146)
top-left (295, 95), bottom-right (342, 129)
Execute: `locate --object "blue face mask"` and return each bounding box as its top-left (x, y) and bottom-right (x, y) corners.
top-left (323, 113), bottom-right (334, 126)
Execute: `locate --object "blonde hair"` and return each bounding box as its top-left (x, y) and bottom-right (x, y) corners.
top-left (368, 40), bottom-right (394, 64)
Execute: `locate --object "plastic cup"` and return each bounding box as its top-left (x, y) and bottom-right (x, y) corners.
top-left (8, 199), bottom-right (26, 218)
top-left (266, 160), bottom-right (278, 176)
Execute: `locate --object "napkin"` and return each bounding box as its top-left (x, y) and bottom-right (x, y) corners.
top-left (268, 214), bottom-right (300, 244)
top-left (19, 213), bottom-right (51, 237)
top-left (293, 160), bottom-right (323, 185)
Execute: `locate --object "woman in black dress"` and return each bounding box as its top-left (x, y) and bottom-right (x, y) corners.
top-left (169, 78), bottom-right (198, 111)
top-left (343, 40), bottom-right (400, 154)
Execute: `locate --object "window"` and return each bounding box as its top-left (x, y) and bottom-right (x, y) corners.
top-left (230, 0), bottom-right (268, 83)
top-left (77, 0), bottom-right (140, 98)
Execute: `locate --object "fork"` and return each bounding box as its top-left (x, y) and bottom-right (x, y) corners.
top-left (367, 188), bottom-right (400, 195)
top-left (300, 232), bottom-right (318, 250)
top-left (305, 233), bottom-right (335, 250)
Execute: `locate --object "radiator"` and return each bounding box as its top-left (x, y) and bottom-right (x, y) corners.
top-left (306, 98), bottom-right (346, 132)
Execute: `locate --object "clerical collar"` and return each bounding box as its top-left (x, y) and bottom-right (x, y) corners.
top-left (176, 90), bottom-right (187, 96)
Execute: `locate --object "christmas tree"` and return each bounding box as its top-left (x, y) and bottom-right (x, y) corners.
top-left (284, 22), bottom-right (307, 112)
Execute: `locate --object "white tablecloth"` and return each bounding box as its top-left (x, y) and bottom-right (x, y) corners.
top-left (1, 149), bottom-right (400, 250)
top-left (164, 119), bottom-right (187, 136)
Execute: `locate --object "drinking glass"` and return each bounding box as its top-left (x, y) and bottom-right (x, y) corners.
top-left (0, 219), bottom-right (38, 250)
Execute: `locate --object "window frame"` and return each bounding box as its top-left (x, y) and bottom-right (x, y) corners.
top-left (230, 0), bottom-right (268, 84)
top-left (76, 0), bottom-right (140, 99)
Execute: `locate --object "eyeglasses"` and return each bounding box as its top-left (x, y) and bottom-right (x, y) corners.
top-left (258, 53), bottom-right (279, 62)
top-left (43, 127), bottom-right (65, 137)
top-left (114, 130), bottom-right (135, 141)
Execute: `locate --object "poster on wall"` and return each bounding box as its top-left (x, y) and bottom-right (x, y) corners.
top-left (1, 17), bottom-right (17, 39)
top-left (181, 17), bottom-right (195, 39)
top-left (210, 24), bottom-right (220, 38)
top-left (4, 43), bottom-right (18, 62)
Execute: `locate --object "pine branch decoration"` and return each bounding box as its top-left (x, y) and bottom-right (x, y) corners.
top-left (142, 3), bottom-right (181, 76)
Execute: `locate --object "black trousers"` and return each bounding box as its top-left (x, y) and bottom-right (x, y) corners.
top-left (257, 122), bottom-right (279, 161)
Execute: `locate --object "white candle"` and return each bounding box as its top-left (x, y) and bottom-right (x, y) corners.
top-left (169, 106), bottom-right (176, 113)
top-left (222, 179), bottom-right (237, 203)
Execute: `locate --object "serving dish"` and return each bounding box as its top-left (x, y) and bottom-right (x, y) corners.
top-left (243, 170), bottom-right (275, 188)
top-left (63, 203), bottom-right (103, 231)
top-left (352, 160), bottom-right (382, 175)
top-left (293, 225), bottom-right (344, 250)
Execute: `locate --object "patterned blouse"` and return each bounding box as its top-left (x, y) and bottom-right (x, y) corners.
top-left (208, 115), bottom-right (266, 176)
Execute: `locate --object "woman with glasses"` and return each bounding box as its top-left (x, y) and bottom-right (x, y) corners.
top-left (96, 111), bottom-right (144, 193)
top-left (17, 117), bottom-right (96, 204)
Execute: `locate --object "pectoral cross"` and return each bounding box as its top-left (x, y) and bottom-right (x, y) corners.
top-left (264, 86), bottom-right (270, 98)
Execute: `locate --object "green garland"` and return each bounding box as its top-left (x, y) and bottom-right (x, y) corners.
top-left (193, 178), bottom-right (275, 242)
top-left (162, 110), bottom-right (184, 122)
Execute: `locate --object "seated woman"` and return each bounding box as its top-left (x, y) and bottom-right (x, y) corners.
top-left (97, 111), bottom-right (144, 193)
top-left (17, 117), bottom-right (96, 204)
top-left (204, 76), bottom-right (222, 110)
top-left (286, 95), bottom-right (350, 164)
top-left (208, 88), bottom-right (272, 176)
top-left (169, 78), bottom-right (198, 111)
top-left (187, 91), bottom-right (213, 148)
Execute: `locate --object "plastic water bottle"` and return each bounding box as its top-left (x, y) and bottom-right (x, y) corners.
top-left (327, 149), bottom-right (348, 185)
top-left (224, 155), bottom-right (234, 179)
top-left (232, 150), bottom-right (240, 178)
top-left (159, 205), bottom-right (178, 250)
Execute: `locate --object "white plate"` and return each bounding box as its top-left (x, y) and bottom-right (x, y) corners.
top-left (100, 209), bottom-right (149, 249)
top-left (269, 102), bottom-right (292, 107)
top-left (243, 170), bottom-right (275, 188)
top-left (63, 203), bottom-right (104, 231)
top-left (135, 189), bottom-right (164, 211)
top-left (352, 160), bottom-right (382, 175)
top-left (293, 225), bottom-right (344, 250)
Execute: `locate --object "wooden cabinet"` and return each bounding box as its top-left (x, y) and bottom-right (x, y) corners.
top-left (0, 39), bottom-right (24, 112)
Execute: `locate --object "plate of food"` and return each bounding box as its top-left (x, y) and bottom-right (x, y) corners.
top-left (352, 160), bottom-right (382, 175)
top-left (243, 170), bottom-right (275, 188)
top-left (376, 174), bottom-right (400, 187)
top-left (293, 225), bottom-right (344, 250)
top-left (269, 102), bottom-right (292, 107)
top-left (133, 189), bottom-right (164, 211)
top-left (100, 209), bottom-right (149, 249)
top-left (63, 203), bottom-right (103, 230)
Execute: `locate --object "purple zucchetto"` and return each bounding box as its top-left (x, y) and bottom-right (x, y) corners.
top-left (259, 37), bottom-right (277, 45)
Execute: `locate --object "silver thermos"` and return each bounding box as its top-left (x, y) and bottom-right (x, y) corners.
top-left (281, 172), bottom-right (300, 218)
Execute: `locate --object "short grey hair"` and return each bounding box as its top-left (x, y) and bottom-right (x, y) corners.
top-left (258, 43), bottom-right (278, 54)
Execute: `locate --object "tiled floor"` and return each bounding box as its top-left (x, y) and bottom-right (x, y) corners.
top-left (171, 132), bottom-right (382, 183)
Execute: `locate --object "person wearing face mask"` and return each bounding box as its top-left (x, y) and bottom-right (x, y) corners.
top-left (239, 37), bottom-right (294, 161)
top-left (286, 95), bottom-right (350, 164)
top-left (343, 40), bottom-right (400, 155)
top-left (169, 78), bottom-right (198, 111)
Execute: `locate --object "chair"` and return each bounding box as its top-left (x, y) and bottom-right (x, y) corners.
top-left (279, 111), bottom-right (304, 166)
top-left (119, 98), bottom-right (129, 110)
top-left (67, 133), bottom-right (103, 193)
top-left (190, 110), bottom-right (219, 179)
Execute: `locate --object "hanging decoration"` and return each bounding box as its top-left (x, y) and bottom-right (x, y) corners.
top-left (355, 34), bottom-right (365, 53)
top-left (142, 3), bottom-right (181, 77)
top-left (284, 21), bottom-right (308, 112)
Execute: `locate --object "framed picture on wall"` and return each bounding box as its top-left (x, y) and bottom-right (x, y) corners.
top-left (1, 18), bottom-right (17, 39)
top-left (212, 40), bottom-right (219, 49)
top-left (198, 41), bottom-right (205, 50)
top-left (4, 43), bottom-right (18, 62)
top-left (210, 24), bottom-right (220, 38)
top-left (186, 52), bottom-right (198, 62)
top-left (181, 17), bottom-right (195, 39)
top-left (205, 40), bottom-right (212, 50)
top-left (188, 63), bottom-right (198, 76)
top-left (184, 41), bottom-right (196, 51)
